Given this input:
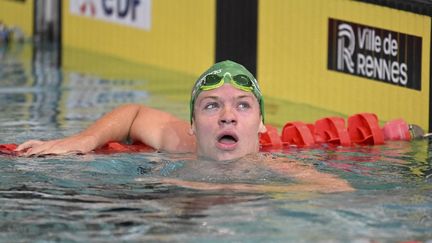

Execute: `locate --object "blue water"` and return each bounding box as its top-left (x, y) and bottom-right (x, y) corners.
top-left (0, 44), bottom-right (431, 242)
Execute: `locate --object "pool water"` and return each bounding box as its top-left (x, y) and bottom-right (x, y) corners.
top-left (1, 44), bottom-right (432, 242)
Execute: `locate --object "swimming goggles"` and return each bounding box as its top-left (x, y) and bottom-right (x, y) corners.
top-left (201, 72), bottom-right (258, 93)
top-left (190, 71), bottom-right (264, 122)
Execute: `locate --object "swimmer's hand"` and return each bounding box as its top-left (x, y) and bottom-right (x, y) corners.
top-left (15, 135), bottom-right (98, 157)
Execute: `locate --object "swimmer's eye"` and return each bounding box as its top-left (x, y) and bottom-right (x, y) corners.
top-left (237, 102), bottom-right (251, 110)
top-left (204, 102), bottom-right (219, 110)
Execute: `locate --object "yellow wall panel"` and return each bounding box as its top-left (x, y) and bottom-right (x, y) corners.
top-left (258, 0), bottom-right (430, 129)
top-left (63, 0), bottom-right (215, 77)
top-left (0, 0), bottom-right (33, 37)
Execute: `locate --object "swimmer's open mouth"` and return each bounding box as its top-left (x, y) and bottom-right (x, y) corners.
top-left (217, 134), bottom-right (238, 144)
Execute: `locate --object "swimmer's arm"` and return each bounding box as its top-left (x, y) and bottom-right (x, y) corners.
top-left (17, 104), bottom-right (145, 155)
top-left (157, 178), bottom-right (349, 193)
top-left (129, 105), bottom-right (196, 153)
top-left (265, 159), bottom-right (355, 192)
top-left (17, 104), bottom-right (195, 155)
top-left (155, 157), bottom-right (354, 193)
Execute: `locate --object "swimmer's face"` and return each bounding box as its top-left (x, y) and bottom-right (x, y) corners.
top-left (191, 84), bottom-right (266, 161)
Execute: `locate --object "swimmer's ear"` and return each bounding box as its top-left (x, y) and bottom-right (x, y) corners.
top-left (258, 120), bottom-right (266, 133)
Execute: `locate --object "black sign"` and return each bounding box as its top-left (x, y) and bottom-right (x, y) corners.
top-left (328, 18), bottom-right (422, 91)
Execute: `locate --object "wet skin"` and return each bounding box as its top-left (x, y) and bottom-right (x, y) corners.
top-left (191, 84), bottom-right (266, 161)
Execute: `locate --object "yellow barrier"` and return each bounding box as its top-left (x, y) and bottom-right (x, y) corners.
top-left (63, 0), bottom-right (216, 77)
top-left (258, 0), bottom-right (430, 129)
top-left (1, 0), bottom-right (430, 129)
top-left (0, 0), bottom-right (33, 37)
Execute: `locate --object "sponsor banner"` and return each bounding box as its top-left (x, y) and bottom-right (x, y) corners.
top-left (70, 0), bottom-right (151, 30)
top-left (328, 18), bottom-right (422, 90)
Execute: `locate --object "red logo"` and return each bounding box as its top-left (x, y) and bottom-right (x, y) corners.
top-left (80, 0), bottom-right (96, 16)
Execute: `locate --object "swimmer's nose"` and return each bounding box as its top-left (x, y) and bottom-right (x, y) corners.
top-left (219, 107), bottom-right (237, 126)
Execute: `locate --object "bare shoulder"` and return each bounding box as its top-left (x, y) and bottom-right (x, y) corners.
top-left (130, 105), bottom-right (196, 153)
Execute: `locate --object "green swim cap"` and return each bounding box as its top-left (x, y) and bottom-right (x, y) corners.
top-left (190, 60), bottom-right (264, 123)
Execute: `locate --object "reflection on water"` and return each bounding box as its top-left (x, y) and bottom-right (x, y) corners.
top-left (64, 72), bottom-right (148, 119)
top-left (0, 44), bottom-right (431, 242)
top-left (0, 43), bottom-right (155, 139)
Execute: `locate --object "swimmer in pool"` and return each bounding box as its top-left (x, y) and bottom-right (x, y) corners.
top-left (17, 60), bottom-right (264, 160)
top-left (16, 60), bottom-right (354, 192)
